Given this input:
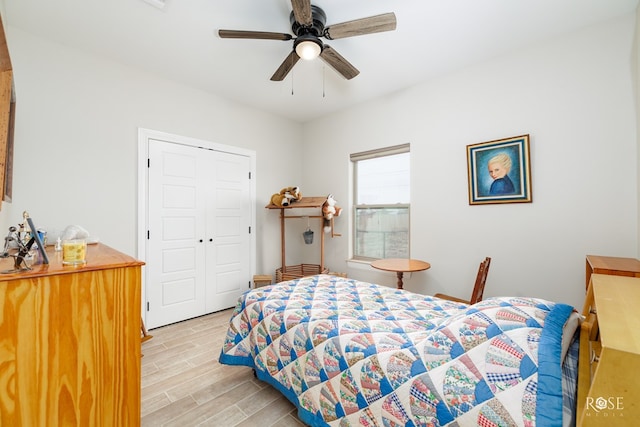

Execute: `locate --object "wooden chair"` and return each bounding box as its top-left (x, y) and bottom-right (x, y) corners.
top-left (434, 257), bottom-right (491, 305)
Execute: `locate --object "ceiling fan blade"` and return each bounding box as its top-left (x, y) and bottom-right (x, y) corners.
top-left (291, 0), bottom-right (312, 26)
top-left (324, 12), bottom-right (397, 40)
top-left (319, 45), bottom-right (359, 80)
top-left (271, 51), bottom-right (301, 81)
top-left (218, 29), bottom-right (292, 41)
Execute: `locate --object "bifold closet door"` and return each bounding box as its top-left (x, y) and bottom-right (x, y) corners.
top-left (205, 150), bottom-right (252, 313)
top-left (147, 140), bottom-right (207, 328)
top-left (146, 140), bottom-right (250, 328)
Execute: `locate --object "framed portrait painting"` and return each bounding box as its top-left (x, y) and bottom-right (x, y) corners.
top-left (467, 134), bottom-right (532, 205)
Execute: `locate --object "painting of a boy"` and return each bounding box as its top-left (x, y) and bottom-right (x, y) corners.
top-left (467, 135), bottom-right (531, 205)
top-left (487, 153), bottom-right (516, 195)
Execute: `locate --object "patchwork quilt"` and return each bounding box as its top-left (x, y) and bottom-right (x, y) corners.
top-left (220, 274), bottom-right (576, 426)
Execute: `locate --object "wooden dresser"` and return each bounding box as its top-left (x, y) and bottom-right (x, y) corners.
top-left (585, 254), bottom-right (640, 289)
top-left (0, 243), bottom-right (144, 426)
top-left (578, 274), bottom-right (640, 425)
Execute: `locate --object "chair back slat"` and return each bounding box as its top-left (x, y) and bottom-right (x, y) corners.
top-left (469, 257), bottom-right (491, 304)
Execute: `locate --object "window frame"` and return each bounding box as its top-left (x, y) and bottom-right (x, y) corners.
top-left (351, 144), bottom-right (410, 261)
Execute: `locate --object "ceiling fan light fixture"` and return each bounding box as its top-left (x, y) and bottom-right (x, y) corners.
top-left (295, 38), bottom-right (322, 60)
top-left (221, 4), bottom-right (397, 81)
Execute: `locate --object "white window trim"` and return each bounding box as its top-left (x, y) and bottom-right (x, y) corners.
top-left (351, 144), bottom-right (411, 261)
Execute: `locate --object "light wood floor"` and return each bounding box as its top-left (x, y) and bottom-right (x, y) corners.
top-left (141, 309), bottom-right (305, 426)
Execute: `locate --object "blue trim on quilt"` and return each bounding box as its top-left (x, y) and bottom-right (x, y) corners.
top-left (218, 350), bottom-right (254, 367)
top-left (536, 303), bottom-right (574, 426)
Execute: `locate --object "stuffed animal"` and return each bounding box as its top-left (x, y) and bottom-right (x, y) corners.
top-left (322, 194), bottom-right (342, 233)
top-left (288, 186), bottom-right (302, 203)
top-left (270, 186), bottom-right (303, 207)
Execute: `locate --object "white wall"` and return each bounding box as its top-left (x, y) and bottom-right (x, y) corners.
top-left (1, 12), bottom-right (637, 311)
top-left (301, 13), bottom-right (638, 309)
top-left (1, 27), bottom-right (303, 275)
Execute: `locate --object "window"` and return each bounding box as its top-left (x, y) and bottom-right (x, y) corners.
top-left (351, 144), bottom-right (410, 260)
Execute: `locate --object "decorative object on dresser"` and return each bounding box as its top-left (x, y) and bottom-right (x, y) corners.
top-left (0, 213), bottom-right (49, 272)
top-left (0, 243), bottom-right (144, 425)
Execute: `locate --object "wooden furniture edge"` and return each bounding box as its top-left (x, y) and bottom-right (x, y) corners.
top-left (0, 16), bottom-right (12, 209)
top-left (265, 196), bottom-right (328, 209)
top-left (433, 293), bottom-right (470, 304)
top-left (585, 254), bottom-right (640, 289)
top-left (577, 320), bottom-right (593, 423)
top-left (0, 243), bottom-right (144, 282)
top-left (577, 273), bottom-right (640, 424)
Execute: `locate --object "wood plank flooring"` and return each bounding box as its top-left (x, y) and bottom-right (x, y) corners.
top-left (141, 309), bottom-right (305, 426)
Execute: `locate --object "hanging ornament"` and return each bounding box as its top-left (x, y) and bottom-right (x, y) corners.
top-left (302, 216), bottom-right (314, 244)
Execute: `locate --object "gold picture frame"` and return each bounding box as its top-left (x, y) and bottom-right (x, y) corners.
top-left (467, 134), bottom-right (532, 205)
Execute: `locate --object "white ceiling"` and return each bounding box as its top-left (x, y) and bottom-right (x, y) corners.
top-left (3, 0), bottom-right (638, 123)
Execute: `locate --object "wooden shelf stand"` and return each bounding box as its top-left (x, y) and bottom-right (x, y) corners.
top-left (266, 196), bottom-right (338, 281)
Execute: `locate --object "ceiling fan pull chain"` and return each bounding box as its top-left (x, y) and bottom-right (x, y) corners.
top-left (322, 65), bottom-right (326, 98)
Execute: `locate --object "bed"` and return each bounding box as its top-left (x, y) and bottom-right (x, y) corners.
top-left (220, 274), bottom-right (581, 426)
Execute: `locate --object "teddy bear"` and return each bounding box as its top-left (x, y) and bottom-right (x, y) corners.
top-left (322, 194), bottom-right (342, 233)
top-left (270, 186), bottom-right (303, 207)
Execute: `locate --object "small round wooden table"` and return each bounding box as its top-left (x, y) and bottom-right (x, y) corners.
top-left (370, 258), bottom-right (431, 290)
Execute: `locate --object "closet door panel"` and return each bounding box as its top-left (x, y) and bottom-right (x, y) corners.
top-left (147, 140), bottom-right (207, 328)
top-left (206, 151), bottom-right (252, 312)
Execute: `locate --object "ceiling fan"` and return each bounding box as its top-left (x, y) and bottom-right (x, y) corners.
top-left (218, 0), bottom-right (397, 81)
